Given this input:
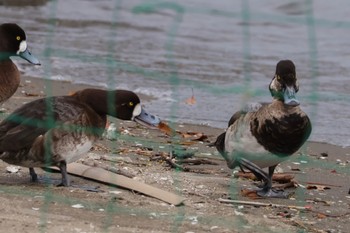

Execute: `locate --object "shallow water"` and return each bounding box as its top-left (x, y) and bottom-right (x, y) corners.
top-left (1, 0), bottom-right (350, 147)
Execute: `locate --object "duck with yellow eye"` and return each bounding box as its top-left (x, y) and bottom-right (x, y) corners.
top-left (0, 88), bottom-right (160, 186)
top-left (214, 60), bottom-right (311, 198)
top-left (0, 23), bottom-right (40, 105)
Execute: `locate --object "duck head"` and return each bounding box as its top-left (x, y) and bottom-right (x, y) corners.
top-left (0, 23), bottom-right (40, 65)
top-left (269, 60), bottom-right (299, 106)
top-left (72, 89), bottom-right (161, 128)
top-left (112, 90), bottom-right (161, 128)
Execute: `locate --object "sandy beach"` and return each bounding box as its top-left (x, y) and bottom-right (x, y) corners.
top-left (0, 76), bottom-right (348, 233)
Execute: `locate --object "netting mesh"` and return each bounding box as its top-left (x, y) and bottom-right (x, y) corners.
top-left (0, 0), bottom-right (349, 232)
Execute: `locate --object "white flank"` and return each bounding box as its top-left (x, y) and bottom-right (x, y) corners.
top-left (64, 138), bottom-right (93, 164)
top-left (225, 119), bottom-right (288, 168)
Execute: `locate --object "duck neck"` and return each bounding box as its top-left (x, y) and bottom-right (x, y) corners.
top-left (0, 52), bottom-right (12, 62)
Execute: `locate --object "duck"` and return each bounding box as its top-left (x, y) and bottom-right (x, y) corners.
top-left (0, 88), bottom-right (160, 186)
top-left (0, 23), bottom-right (40, 104)
top-left (214, 60), bottom-right (312, 198)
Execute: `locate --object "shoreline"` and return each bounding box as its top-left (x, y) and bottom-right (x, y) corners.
top-left (12, 75), bottom-right (350, 150)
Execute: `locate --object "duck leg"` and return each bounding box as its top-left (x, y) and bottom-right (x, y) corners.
top-left (239, 158), bottom-right (289, 198)
top-left (29, 167), bottom-right (38, 182)
top-left (57, 161), bottom-right (70, 187)
top-left (254, 165), bottom-right (277, 188)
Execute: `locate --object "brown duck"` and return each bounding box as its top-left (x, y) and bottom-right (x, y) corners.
top-left (0, 88), bottom-right (160, 186)
top-left (214, 60), bottom-right (312, 198)
top-left (0, 23), bottom-right (40, 104)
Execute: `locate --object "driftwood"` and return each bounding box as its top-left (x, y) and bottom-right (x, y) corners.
top-left (50, 163), bottom-right (186, 206)
top-left (218, 198), bottom-right (310, 210)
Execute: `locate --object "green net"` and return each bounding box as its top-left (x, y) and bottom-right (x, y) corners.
top-left (0, 0), bottom-right (349, 232)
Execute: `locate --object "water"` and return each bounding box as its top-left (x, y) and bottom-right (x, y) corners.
top-left (1, 0), bottom-right (350, 147)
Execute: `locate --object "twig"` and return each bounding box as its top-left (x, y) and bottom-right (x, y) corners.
top-left (220, 198), bottom-right (350, 219)
top-left (185, 168), bottom-right (219, 175)
top-left (273, 180), bottom-right (298, 189)
top-left (287, 219), bottom-right (324, 233)
top-left (158, 152), bottom-right (189, 171)
top-left (180, 158), bottom-right (219, 165)
top-left (304, 181), bottom-right (342, 188)
top-left (218, 198), bottom-right (311, 210)
top-left (186, 191), bottom-right (209, 199)
top-left (234, 172), bottom-right (294, 183)
top-left (309, 210), bottom-right (350, 218)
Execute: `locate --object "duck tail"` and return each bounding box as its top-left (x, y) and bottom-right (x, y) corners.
top-left (211, 132), bottom-right (226, 156)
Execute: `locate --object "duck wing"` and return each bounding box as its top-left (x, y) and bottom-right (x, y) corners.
top-left (0, 96), bottom-right (86, 152)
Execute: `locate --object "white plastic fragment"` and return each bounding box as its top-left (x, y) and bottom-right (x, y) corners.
top-left (234, 210), bottom-right (244, 216)
top-left (71, 204), bottom-right (84, 209)
top-left (6, 166), bottom-right (20, 173)
top-left (109, 190), bottom-right (122, 195)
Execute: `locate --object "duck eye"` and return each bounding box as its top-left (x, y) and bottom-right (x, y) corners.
top-left (16, 36), bottom-right (21, 41)
top-left (276, 75), bottom-right (281, 81)
top-left (129, 102), bottom-right (134, 106)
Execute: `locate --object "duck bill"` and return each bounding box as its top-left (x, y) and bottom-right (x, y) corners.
top-left (19, 48), bottom-right (41, 65)
top-left (283, 86), bottom-right (300, 106)
top-left (134, 108), bottom-right (161, 128)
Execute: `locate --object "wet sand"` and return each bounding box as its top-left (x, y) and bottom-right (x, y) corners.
top-left (0, 76), bottom-right (348, 233)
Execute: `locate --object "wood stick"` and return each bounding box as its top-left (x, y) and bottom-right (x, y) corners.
top-left (50, 163), bottom-right (186, 206)
top-left (218, 198), bottom-right (311, 210)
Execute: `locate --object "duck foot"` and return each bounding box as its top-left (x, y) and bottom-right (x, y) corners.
top-left (256, 188), bottom-right (291, 198)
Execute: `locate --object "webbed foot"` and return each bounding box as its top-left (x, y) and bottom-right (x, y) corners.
top-left (257, 188), bottom-right (291, 198)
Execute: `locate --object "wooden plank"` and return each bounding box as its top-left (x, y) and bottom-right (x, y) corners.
top-left (50, 163), bottom-right (185, 206)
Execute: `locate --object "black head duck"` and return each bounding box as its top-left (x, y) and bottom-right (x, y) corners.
top-left (214, 60), bottom-right (312, 198)
top-left (0, 23), bottom-right (40, 104)
top-left (0, 88), bottom-right (160, 186)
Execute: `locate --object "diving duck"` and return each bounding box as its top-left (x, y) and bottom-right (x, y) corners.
top-left (215, 60), bottom-right (312, 198)
top-left (0, 23), bottom-right (40, 103)
top-left (0, 88), bottom-right (160, 186)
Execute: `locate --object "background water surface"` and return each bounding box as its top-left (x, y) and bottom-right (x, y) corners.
top-left (1, 0), bottom-right (350, 147)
